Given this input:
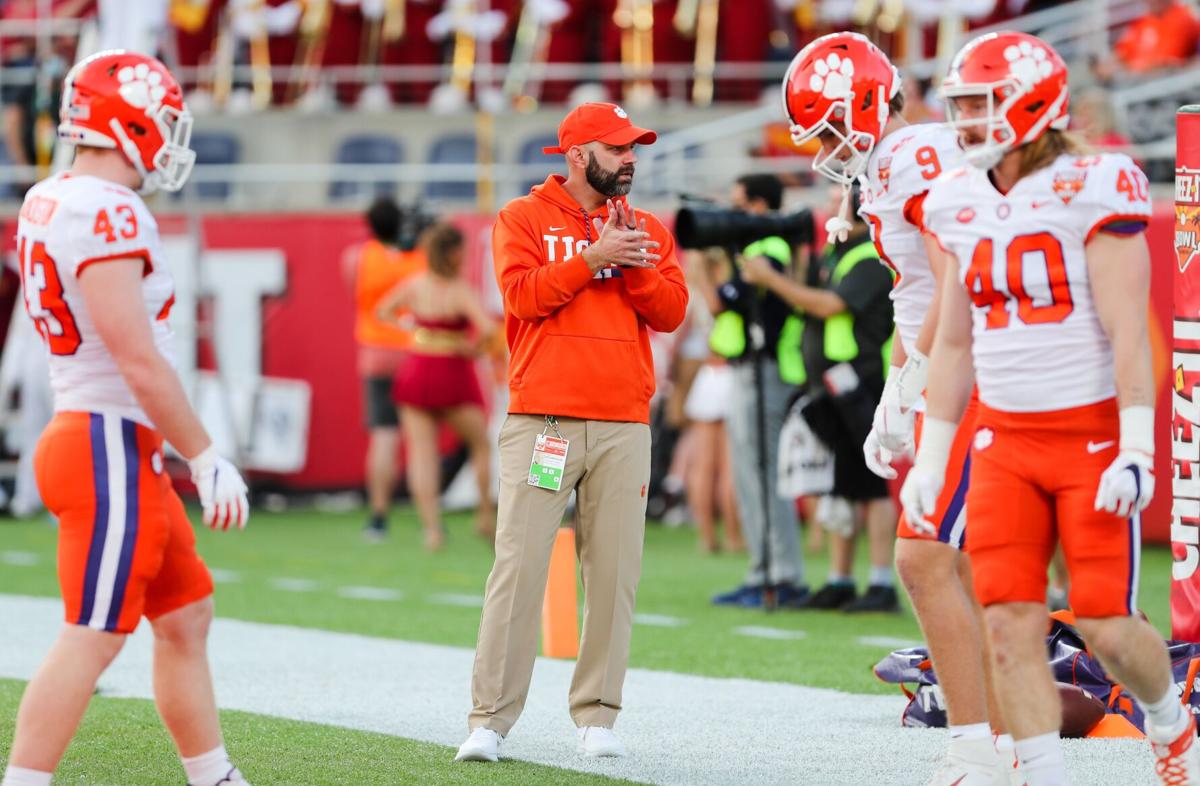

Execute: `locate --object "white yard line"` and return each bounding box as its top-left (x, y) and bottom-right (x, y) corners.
top-left (426, 592), bottom-right (485, 608)
top-left (0, 595), bottom-right (1152, 786)
top-left (856, 636), bottom-right (922, 649)
top-left (632, 613), bottom-right (687, 628)
top-left (0, 551), bottom-right (38, 567)
top-left (335, 586), bottom-right (404, 602)
top-left (268, 577), bottom-right (319, 593)
top-left (733, 625), bottom-right (807, 640)
top-left (207, 569), bottom-right (242, 584)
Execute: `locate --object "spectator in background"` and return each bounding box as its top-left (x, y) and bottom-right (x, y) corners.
top-left (0, 0), bottom-right (93, 179)
top-left (677, 248), bottom-right (743, 554)
top-left (342, 196), bottom-right (426, 541)
top-left (1, 0), bottom-right (39, 179)
top-left (741, 184), bottom-right (898, 612)
top-left (706, 174), bottom-right (809, 609)
top-left (1114, 0), bottom-right (1200, 73)
top-left (376, 223), bottom-right (496, 551)
top-left (1072, 88), bottom-right (1132, 152)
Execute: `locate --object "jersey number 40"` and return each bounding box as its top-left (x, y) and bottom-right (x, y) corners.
top-left (965, 231), bottom-right (1073, 330)
top-left (18, 238), bottom-right (82, 355)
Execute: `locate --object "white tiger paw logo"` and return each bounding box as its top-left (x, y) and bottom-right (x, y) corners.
top-left (117, 63), bottom-right (167, 110)
top-left (809, 53), bottom-right (854, 99)
top-left (1003, 41), bottom-right (1053, 89)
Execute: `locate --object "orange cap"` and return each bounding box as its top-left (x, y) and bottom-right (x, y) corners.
top-left (542, 102), bottom-right (658, 154)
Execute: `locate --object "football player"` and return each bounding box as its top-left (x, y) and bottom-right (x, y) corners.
top-left (2, 51), bottom-right (251, 786)
top-left (905, 31), bottom-right (1198, 785)
top-left (783, 32), bottom-right (1007, 784)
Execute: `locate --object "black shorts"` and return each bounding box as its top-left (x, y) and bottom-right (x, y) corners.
top-left (363, 376), bottom-right (399, 429)
top-left (831, 431), bottom-right (889, 502)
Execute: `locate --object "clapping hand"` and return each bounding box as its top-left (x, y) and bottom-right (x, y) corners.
top-left (583, 200), bottom-right (661, 271)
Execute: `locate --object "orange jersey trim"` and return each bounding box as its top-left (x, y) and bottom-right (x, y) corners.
top-left (77, 248), bottom-right (152, 277)
top-left (1084, 212), bottom-right (1149, 244)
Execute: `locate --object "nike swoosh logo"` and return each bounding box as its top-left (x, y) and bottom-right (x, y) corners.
top-left (1087, 440), bottom-right (1116, 454)
top-left (548, 225), bottom-right (566, 231)
top-left (1032, 200), bottom-right (1054, 209)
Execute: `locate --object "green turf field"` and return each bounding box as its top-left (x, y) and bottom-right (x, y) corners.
top-left (0, 679), bottom-right (644, 786)
top-left (0, 507), bottom-right (1175, 694)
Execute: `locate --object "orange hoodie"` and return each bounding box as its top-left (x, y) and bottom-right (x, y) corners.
top-left (493, 175), bottom-right (688, 424)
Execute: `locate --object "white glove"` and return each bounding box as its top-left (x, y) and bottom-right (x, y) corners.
top-left (1094, 406), bottom-right (1155, 518)
top-left (872, 389), bottom-right (914, 454)
top-left (188, 445), bottom-right (250, 531)
top-left (899, 466), bottom-right (942, 537)
top-left (892, 349), bottom-right (929, 412)
top-left (863, 428), bottom-right (898, 479)
top-left (1095, 451), bottom-right (1155, 517)
top-left (898, 415), bottom-right (956, 537)
top-left (874, 352), bottom-right (927, 454)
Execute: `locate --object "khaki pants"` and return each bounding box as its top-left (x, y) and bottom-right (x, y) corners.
top-left (468, 414), bottom-right (651, 735)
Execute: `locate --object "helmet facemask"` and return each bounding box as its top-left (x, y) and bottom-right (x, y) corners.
top-left (150, 103), bottom-right (196, 193)
top-left (941, 78), bottom-right (1070, 171)
top-left (789, 96), bottom-right (880, 186)
top-left (941, 81), bottom-right (1019, 170)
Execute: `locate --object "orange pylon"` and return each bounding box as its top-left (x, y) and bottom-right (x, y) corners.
top-left (541, 527), bottom-right (579, 659)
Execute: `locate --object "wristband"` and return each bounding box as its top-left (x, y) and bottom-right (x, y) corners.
top-left (1119, 405), bottom-right (1154, 456)
top-left (913, 416), bottom-right (956, 478)
top-left (187, 444), bottom-right (217, 474)
top-left (884, 365), bottom-right (903, 392)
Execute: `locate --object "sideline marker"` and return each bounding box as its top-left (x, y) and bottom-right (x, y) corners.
top-left (542, 527), bottom-right (579, 658)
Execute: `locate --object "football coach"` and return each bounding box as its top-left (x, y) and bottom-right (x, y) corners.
top-left (455, 103), bottom-right (688, 762)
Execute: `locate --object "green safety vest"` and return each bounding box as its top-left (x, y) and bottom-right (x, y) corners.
top-left (776, 239), bottom-right (894, 387)
top-left (823, 240), bottom-right (878, 362)
top-left (709, 236), bottom-right (796, 371)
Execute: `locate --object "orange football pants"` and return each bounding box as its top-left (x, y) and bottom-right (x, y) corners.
top-left (897, 394), bottom-right (980, 549)
top-left (35, 411), bottom-right (212, 634)
top-left (965, 398), bottom-right (1138, 618)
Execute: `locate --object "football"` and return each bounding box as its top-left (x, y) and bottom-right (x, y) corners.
top-left (1058, 682), bottom-right (1108, 738)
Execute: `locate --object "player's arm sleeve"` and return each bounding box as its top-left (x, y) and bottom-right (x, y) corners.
top-left (1081, 154), bottom-right (1153, 244)
top-left (493, 207), bottom-right (594, 320)
top-left (60, 193), bottom-right (154, 278)
top-left (621, 221), bottom-right (689, 333)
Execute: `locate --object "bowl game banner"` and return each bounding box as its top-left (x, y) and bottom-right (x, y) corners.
top-left (1174, 106), bottom-right (1200, 640)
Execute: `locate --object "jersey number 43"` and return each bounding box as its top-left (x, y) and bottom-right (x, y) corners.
top-left (18, 238), bottom-right (82, 355)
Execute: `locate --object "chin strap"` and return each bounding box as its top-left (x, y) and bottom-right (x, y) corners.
top-left (825, 184), bottom-right (854, 243)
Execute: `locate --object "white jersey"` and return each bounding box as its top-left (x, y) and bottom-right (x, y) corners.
top-left (858, 123), bottom-right (963, 356)
top-left (922, 152), bottom-right (1152, 412)
top-left (16, 173), bottom-right (175, 425)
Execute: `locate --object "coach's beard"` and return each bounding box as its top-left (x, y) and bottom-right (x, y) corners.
top-left (587, 153), bottom-right (635, 198)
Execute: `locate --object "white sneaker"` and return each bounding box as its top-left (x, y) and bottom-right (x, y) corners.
top-left (577, 726), bottom-right (627, 758)
top-left (1150, 716), bottom-right (1200, 786)
top-left (454, 727), bottom-right (503, 762)
top-left (993, 737), bottom-right (1024, 786)
top-left (927, 737), bottom-right (1001, 785)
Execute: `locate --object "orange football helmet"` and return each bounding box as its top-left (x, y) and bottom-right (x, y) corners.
top-left (58, 50), bottom-right (195, 193)
top-left (781, 32), bottom-right (902, 184)
top-left (939, 32), bottom-right (1070, 169)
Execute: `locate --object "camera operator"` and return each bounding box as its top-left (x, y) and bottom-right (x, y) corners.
top-left (740, 184), bottom-right (898, 613)
top-left (700, 174), bottom-right (809, 608)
